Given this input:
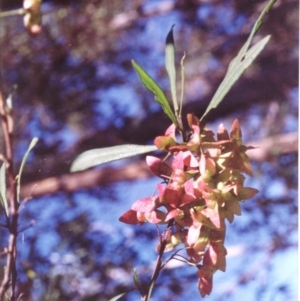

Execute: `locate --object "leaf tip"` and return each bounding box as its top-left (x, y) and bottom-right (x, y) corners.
top-left (166, 24), bottom-right (175, 44)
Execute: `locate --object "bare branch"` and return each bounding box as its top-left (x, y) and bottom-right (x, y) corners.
top-left (246, 132), bottom-right (298, 161)
top-left (20, 161), bottom-right (151, 199)
top-left (0, 89), bottom-right (19, 301)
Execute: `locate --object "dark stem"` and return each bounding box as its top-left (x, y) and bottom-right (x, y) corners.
top-left (176, 114), bottom-right (187, 142)
top-left (142, 219), bottom-right (174, 301)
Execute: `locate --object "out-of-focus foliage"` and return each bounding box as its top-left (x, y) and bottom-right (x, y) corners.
top-left (0, 0), bottom-right (298, 300)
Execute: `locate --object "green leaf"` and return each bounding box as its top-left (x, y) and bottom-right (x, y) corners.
top-left (108, 293), bottom-right (127, 301)
top-left (200, 0), bottom-right (276, 121)
top-left (16, 137), bottom-right (38, 203)
top-left (0, 163), bottom-right (8, 217)
top-left (133, 269), bottom-right (143, 294)
top-left (165, 25), bottom-right (178, 114)
top-left (201, 35), bottom-right (270, 120)
top-left (71, 144), bottom-right (157, 172)
top-left (132, 60), bottom-right (178, 126)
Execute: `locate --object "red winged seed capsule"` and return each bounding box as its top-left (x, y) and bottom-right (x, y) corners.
top-left (119, 117), bottom-right (259, 298)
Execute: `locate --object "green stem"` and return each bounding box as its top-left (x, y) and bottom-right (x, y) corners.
top-left (179, 52), bottom-right (186, 118)
top-left (0, 8), bottom-right (26, 18)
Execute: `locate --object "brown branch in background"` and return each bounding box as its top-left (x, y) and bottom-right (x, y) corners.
top-left (246, 132), bottom-right (298, 161)
top-left (0, 91), bottom-right (19, 300)
top-left (20, 132), bottom-right (298, 200)
top-left (109, 1), bottom-right (175, 30)
top-left (20, 161), bottom-right (152, 199)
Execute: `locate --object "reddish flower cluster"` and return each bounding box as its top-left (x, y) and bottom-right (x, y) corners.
top-left (119, 114), bottom-right (258, 297)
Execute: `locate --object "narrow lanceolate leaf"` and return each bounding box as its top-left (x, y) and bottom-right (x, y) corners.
top-left (133, 269), bottom-right (143, 294)
top-left (165, 25), bottom-right (178, 114)
top-left (16, 137), bottom-right (38, 203)
top-left (108, 293), bottom-right (127, 301)
top-left (132, 60), bottom-right (178, 126)
top-left (0, 163), bottom-right (8, 217)
top-left (71, 144), bottom-right (157, 172)
top-left (200, 0), bottom-right (276, 121)
top-left (201, 35), bottom-right (270, 121)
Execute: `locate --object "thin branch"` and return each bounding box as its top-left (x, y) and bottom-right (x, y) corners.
top-left (0, 91), bottom-right (18, 300)
top-left (142, 220), bottom-right (174, 301)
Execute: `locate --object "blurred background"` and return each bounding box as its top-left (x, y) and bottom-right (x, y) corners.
top-left (0, 0), bottom-right (298, 300)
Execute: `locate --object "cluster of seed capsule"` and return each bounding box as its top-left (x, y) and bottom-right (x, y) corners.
top-left (120, 114), bottom-right (258, 297)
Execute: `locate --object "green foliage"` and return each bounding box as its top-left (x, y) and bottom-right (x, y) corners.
top-left (108, 293), bottom-right (127, 301)
top-left (71, 144), bottom-right (157, 172)
top-left (165, 25), bottom-right (178, 115)
top-left (131, 60), bottom-right (178, 126)
top-left (133, 269), bottom-right (143, 295)
top-left (200, 0), bottom-right (276, 120)
top-left (71, 0), bottom-right (276, 173)
top-left (132, 0), bottom-right (276, 125)
top-left (16, 137), bottom-right (38, 203)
